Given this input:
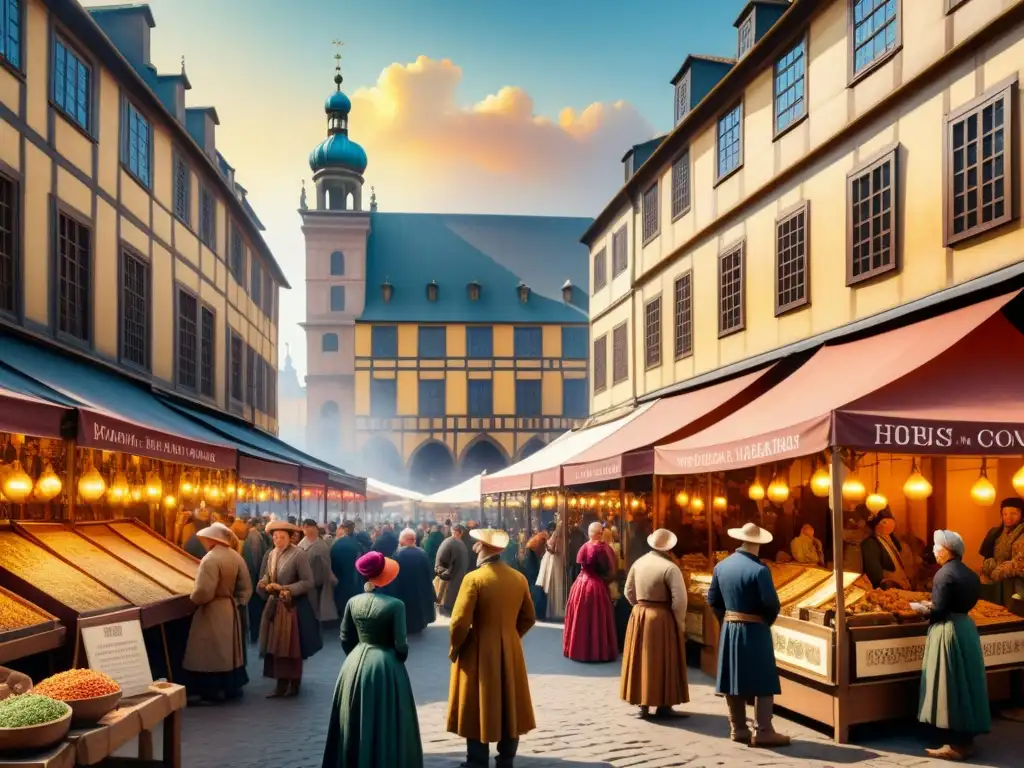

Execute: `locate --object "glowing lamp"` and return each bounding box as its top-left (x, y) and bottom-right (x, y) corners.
top-left (629, 497), bottom-right (640, 510)
top-left (766, 478), bottom-right (790, 504)
top-left (903, 463), bottom-right (933, 500)
top-left (971, 474), bottom-right (996, 507)
top-left (2, 461), bottom-right (33, 503)
top-left (530, 496), bottom-right (540, 509)
top-left (810, 466), bottom-right (831, 498)
top-left (1013, 464), bottom-right (1024, 498)
top-left (145, 472), bottom-right (163, 501)
top-left (675, 491), bottom-right (689, 507)
top-left (598, 498), bottom-right (606, 507)
top-left (712, 495), bottom-right (727, 512)
top-left (257, 490), bottom-right (269, 502)
top-left (865, 492), bottom-right (888, 514)
top-left (35, 464), bottom-right (63, 502)
top-left (180, 474), bottom-right (196, 498)
top-left (747, 482), bottom-right (765, 502)
top-left (207, 485), bottom-right (223, 503)
top-left (568, 496), bottom-right (578, 508)
top-left (842, 474), bottom-right (867, 502)
top-left (163, 494), bottom-right (177, 509)
top-left (78, 467), bottom-right (107, 503)
top-left (542, 493), bottom-right (555, 510)
top-left (225, 483), bottom-right (236, 497)
top-left (588, 497), bottom-right (597, 509)
top-left (689, 496), bottom-right (704, 513)
top-left (130, 486), bottom-right (144, 503)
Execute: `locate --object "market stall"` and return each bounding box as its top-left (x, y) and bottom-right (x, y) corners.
top-left (653, 292), bottom-right (1024, 742)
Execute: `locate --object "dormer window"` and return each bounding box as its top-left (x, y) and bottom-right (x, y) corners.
top-left (426, 280), bottom-right (439, 302)
top-left (674, 72), bottom-right (691, 125)
top-left (623, 154), bottom-right (634, 183)
top-left (518, 283), bottom-right (531, 304)
top-left (381, 278), bottom-right (393, 303)
top-left (562, 280), bottom-right (574, 304)
top-left (467, 280), bottom-right (481, 301)
top-left (738, 13), bottom-right (755, 58)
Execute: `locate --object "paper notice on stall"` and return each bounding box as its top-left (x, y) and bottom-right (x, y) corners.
top-left (81, 619), bottom-right (154, 697)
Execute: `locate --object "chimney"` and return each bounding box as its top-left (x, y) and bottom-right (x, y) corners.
top-left (185, 107), bottom-right (219, 160)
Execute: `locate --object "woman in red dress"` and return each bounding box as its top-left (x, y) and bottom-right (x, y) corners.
top-left (563, 522), bottom-right (618, 662)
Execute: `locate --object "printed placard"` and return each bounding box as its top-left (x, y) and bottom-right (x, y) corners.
top-left (771, 624), bottom-right (830, 679)
top-left (81, 619), bottom-right (154, 697)
top-left (856, 630), bottom-right (1024, 678)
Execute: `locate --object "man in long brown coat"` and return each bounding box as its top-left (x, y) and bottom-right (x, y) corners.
top-left (448, 528), bottom-right (536, 768)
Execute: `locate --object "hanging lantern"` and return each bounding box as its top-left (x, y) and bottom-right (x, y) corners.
top-left (130, 485), bottom-right (144, 503)
top-left (628, 497), bottom-right (639, 511)
top-left (810, 465), bottom-right (831, 498)
top-left (258, 489), bottom-right (269, 502)
top-left (78, 466), bottom-right (107, 503)
top-left (207, 484), bottom-right (223, 504)
top-left (675, 490), bottom-right (689, 507)
top-left (865, 490), bottom-right (888, 514)
top-left (971, 459), bottom-right (996, 507)
top-left (2, 461), bottom-right (33, 503)
top-left (588, 497), bottom-right (597, 509)
top-left (542, 493), bottom-right (555, 510)
top-left (712, 495), bottom-right (727, 512)
top-left (842, 473), bottom-right (867, 502)
top-left (568, 496), bottom-right (578, 508)
top-left (766, 476), bottom-right (790, 504)
top-left (34, 464), bottom-right (63, 502)
top-left (689, 496), bottom-right (705, 513)
top-left (180, 473), bottom-right (196, 498)
top-left (145, 471), bottom-right (163, 501)
top-left (225, 482), bottom-right (236, 497)
top-left (163, 494), bottom-right (177, 509)
top-left (1013, 464), bottom-right (1024, 498)
top-left (747, 481), bottom-right (765, 501)
top-left (598, 498), bottom-right (606, 508)
top-left (903, 460), bottom-right (933, 500)
top-left (530, 496), bottom-right (539, 510)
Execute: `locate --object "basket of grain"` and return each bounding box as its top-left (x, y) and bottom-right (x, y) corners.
top-left (0, 694), bottom-right (72, 751)
top-left (31, 669), bottom-right (121, 724)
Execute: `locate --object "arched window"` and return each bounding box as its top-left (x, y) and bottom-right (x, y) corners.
top-left (322, 333), bottom-right (339, 352)
top-left (330, 250), bottom-right (345, 275)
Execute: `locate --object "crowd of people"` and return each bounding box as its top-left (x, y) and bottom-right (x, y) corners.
top-left (172, 507), bottom-right (999, 765)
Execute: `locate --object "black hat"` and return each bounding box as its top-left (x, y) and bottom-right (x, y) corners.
top-left (866, 506), bottom-right (894, 529)
top-left (1000, 498), bottom-right (1024, 512)
top-left (302, 518), bottom-right (318, 527)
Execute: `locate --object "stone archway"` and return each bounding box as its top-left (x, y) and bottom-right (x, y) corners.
top-left (407, 440), bottom-right (455, 494)
top-left (516, 435), bottom-right (548, 461)
top-left (362, 436), bottom-right (404, 485)
top-left (460, 435), bottom-right (509, 479)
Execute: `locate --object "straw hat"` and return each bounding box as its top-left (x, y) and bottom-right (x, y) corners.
top-left (197, 522), bottom-right (235, 547)
top-left (355, 551), bottom-right (400, 588)
top-left (266, 520), bottom-right (300, 534)
top-left (728, 522), bottom-right (773, 545)
top-left (470, 528), bottom-right (510, 550)
top-left (647, 528), bottom-right (678, 552)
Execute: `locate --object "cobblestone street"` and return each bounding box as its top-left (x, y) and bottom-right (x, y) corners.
top-left (154, 618), bottom-right (1021, 767)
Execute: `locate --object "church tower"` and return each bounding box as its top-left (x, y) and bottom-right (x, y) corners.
top-left (301, 47), bottom-right (371, 467)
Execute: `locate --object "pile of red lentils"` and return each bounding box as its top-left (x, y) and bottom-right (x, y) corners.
top-left (32, 669), bottom-right (120, 701)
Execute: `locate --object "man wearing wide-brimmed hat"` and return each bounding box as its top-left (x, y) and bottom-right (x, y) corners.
top-left (447, 528), bottom-right (536, 768)
top-left (707, 522), bottom-right (790, 747)
top-left (619, 528), bottom-right (690, 719)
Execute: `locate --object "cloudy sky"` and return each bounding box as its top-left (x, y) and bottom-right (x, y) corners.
top-left (83, 0), bottom-right (740, 378)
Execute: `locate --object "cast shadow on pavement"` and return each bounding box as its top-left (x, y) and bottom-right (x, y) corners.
top-left (655, 712), bottom-right (881, 764)
top-left (426, 755), bottom-right (612, 768)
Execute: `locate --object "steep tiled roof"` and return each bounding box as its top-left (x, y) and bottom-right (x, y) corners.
top-left (361, 213), bottom-right (591, 324)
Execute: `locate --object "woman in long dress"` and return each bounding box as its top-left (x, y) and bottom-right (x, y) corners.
top-left (563, 522), bottom-right (617, 662)
top-left (918, 530), bottom-right (990, 761)
top-left (257, 520), bottom-right (323, 698)
top-left (182, 522), bottom-right (252, 702)
top-left (537, 521), bottom-right (567, 620)
top-left (321, 551), bottom-right (422, 768)
top-left (523, 531), bottom-right (548, 621)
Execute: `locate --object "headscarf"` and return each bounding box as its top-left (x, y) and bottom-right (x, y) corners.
top-left (933, 529), bottom-right (965, 559)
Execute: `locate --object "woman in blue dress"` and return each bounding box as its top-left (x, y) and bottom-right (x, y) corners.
top-left (321, 551), bottom-right (423, 768)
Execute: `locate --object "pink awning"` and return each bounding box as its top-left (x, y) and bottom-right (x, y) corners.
top-left (561, 366), bottom-right (775, 486)
top-left (655, 292), bottom-right (1021, 474)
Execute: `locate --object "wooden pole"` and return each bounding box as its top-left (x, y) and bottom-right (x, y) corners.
top-left (66, 439), bottom-right (78, 526)
top-left (829, 447), bottom-right (849, 743)
top-left (706, 473), bottom-right (713, 562)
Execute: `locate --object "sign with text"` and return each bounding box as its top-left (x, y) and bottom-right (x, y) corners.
top-left (855, 630), bottom-right (1024, 679)
top-left (81, 619), bottom-right (154, 697)
top-left (835, 413), bottom-right (1024, 456)
top-left (771, 624), bottom-right (830, 680)
top-left (78, 411), bottom-right (235, 470)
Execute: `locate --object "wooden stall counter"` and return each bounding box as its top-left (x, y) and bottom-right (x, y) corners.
top-left (0, 743), bottom-right (76, 768)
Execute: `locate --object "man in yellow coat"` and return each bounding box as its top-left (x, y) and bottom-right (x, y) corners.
top-left (447, 528), bottom-right (536, 767)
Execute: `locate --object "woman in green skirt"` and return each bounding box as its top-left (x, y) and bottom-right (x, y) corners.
top-left (917, 530), bottom-right (990, 761)
top-left (321, 551), bottom-right (423, 768)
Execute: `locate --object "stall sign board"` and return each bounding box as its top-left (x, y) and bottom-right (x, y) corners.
top-left (81, 619), bottom-right (154, 697)
top-left (771, 624), bottom-right (830, 679)
top-left (856, 631), bottom-right (1024, 678)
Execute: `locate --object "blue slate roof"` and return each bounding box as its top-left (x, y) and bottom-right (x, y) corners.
top-left (361, 213), bottom-right (591, 324)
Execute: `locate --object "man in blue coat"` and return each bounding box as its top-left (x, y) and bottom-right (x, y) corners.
top-left (707, 522), bottom-right (791, 748)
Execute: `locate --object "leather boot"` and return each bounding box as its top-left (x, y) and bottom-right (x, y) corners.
top-left (266, 679), bottom-right (288, 699)
top-left (726, 695), bottom-right (751, 744)
top-left (750, 696), bottom-right (791, 748)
